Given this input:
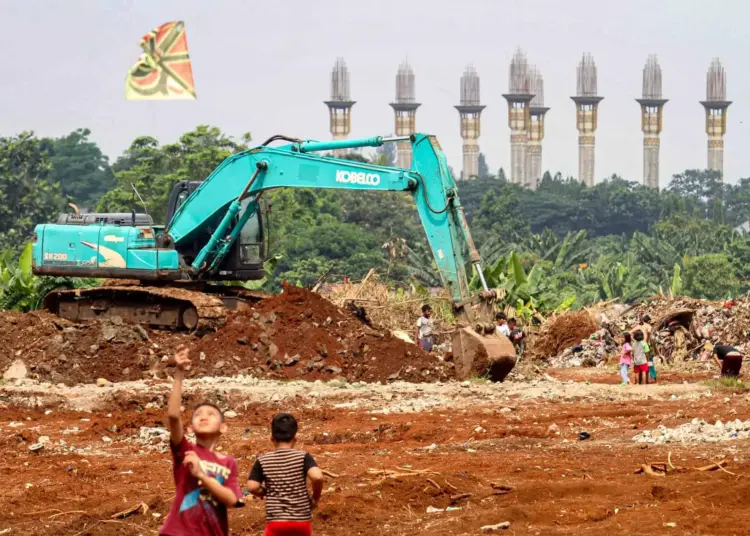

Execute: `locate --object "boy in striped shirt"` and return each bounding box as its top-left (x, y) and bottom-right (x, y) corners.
top-left (247, 413), bottom-right (324, 536)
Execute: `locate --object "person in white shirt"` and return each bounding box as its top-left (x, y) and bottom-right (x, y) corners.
top-left (495, 312), bottom-right (510, 337)
top-left (416, 304), bottom-right (434, 352)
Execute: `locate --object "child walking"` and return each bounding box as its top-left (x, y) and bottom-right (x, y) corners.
top-left (632, 330), bottom-right (651, 385)
top-left (160, 346), bottom-right (243, 536)
top-left (619, 332), bottom-right (633, 385)
top-left (248, 413), bottom-right (324, 536)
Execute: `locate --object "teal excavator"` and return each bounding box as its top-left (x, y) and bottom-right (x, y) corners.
top-left (31, 133), bottom-right (517, 380)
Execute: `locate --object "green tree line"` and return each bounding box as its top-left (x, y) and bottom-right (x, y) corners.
top-left (1, 126), bottom-right (749, 313)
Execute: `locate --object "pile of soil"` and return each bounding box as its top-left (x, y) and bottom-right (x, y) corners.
top-left (528, 310), bottom-right (599, 360)
top-left (0, 283), bottom-right (453, 386)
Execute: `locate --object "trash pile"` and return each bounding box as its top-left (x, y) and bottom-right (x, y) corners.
top-left (633, 418), bottom-right (750, 444)
top-left (0, 283), bottom-right (454, 386)
top-left (547, 329), bottom-right (618, 368)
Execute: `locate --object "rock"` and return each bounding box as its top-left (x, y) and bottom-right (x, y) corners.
top-left (3, 359), bottom-right (27, 380)
top-left (133, 325), bottom-right (149, 341)
top-left (214, 360), bottom-right (226, 369)
top-left (199, 352), bottom-right (206, 361)
top-left (268, 343), bottom-right (279, 360)
top-left (325, 366), bottom-right (343, 374)
top-left (500, 407), bottom-right (513, 413)
top-left (317, 344), bottom-right (328, 358)
top-left (122, 368), bottom-right (131, 376)
top-left (224, 410), bottom-right (238, 419)
top-left (266, 313), bottom-right (277, 323)
top-left (101, 325), bottom-right (118, 342)
top-left (547, 423), bottom-right (561, 435)
top-left (481, 522), bottom-right (511, 532)
top-left (284, 355), bottom-right (300, 367)
top-left (96, 378), bottom-right (110, 387)
top-left (102, 436), bottom-right (112, 443)
top-left (237, 337), bottom-right (249, 345)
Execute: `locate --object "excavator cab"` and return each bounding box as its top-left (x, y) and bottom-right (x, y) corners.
top-left (165, 180), bottom-right (269, 281)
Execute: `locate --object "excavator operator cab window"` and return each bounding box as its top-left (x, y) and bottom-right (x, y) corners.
top-left (238, 198), bottom-right (265, 266)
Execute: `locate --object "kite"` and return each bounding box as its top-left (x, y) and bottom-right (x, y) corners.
top-left (125, 21), bottom-right (196, 100)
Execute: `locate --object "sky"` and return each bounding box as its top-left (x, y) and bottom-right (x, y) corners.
top-left (0, 0), bottom-right (749, 187)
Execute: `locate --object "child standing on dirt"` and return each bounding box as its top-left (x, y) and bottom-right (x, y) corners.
top-left (632, 330), bottom-right (651, 385)
top-left (619, 332), bottom-right (633, 386)
top-left (247, 413), bottom-right (324, 536)
top-left (159, 346), bottom-right (243, 536)
top-left (416, 304), bottom-right (434, 352)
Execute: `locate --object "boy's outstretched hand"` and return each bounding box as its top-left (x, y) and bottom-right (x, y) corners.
top-left (169, 345), bottom-right (191, 371)
top-left (183, 450), bottom-right (205, 479)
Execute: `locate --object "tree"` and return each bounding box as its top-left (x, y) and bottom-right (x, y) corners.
top-left (374, 135), bottom-right (396, 167)
top-left (0, 132), bottom-right (64, 251)
top-left (42, 128), bottom-right (115, 208)
top-left (97, 126), bottom-right (250, 223)
top-left (497, 167), bottom-right (507, 182)
top-left (478, 153), bottom-right (489, 179)
top-left (682, 254), bottom-right (739, 299)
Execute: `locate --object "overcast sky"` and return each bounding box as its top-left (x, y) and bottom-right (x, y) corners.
top-left (0, 0), bottom-right (748, 186)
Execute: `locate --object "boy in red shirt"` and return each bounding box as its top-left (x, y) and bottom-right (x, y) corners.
top-left (159, 345), bottom-right (244, 536)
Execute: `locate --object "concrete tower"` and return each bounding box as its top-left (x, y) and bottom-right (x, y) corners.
top-left (324, 57), bottom-right (355, 157)
top-left (700, 58), bottom-right (731, 176)
top-left (527, 67), bottom-right (549, 189)
top-left (389, 61), bottom-right (421, 168)
top-left (454, 64), bottom-right (486, 180)
top-left (570, 53), bottom-right (603, 186)
top-left (636, 55), bottom-right (668, 189)
top-left (502, 49), bottom-right (534, 187)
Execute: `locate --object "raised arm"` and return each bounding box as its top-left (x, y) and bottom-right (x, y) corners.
top-left (167, 346), bottom-right (191, 446)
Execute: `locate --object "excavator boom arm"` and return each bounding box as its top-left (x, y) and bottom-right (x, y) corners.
top-left (167, 133), bottom-right (483, 309)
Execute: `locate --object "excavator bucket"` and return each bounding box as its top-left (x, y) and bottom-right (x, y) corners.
top-left (452, 327), bottom-right (518, 382)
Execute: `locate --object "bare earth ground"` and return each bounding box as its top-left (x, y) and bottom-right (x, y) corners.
top-left (1, 369), bottom-right (749, 536)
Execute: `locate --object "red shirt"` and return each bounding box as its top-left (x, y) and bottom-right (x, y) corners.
top-left (159, 437), bottom-right (243, 536)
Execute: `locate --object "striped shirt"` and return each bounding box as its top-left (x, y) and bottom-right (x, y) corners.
top-left (249, 448), bottom-right (318, 522)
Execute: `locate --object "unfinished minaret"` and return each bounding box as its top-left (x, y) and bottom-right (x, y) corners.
top-left (700, 58), bottom-right (731, 176)
top-left (527, 68), bottom-right (549, 189)
top-left (389, 61), bottom-right (421, 168)
top-left (502, 49), bottom-right (534, 186)
top-left (454, 64), bottom-right (486, 179)
top-left (636, 55), bottom-right (668, 189)
top-left (324, 58), bottom-right (355, 157)
top-left (570, 53), bottom-right (603, 186)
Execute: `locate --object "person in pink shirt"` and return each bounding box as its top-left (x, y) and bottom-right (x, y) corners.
top-left (619, 332), bottom-right (633, 386)
top-left (159, 346), bottom-right (244, 536)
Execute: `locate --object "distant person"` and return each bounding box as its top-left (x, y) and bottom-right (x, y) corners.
top-left (631, 314), bottom-right (653, 345)
top-left (619, 332), bottom-right (633, 386)
top-left (248, 413), bottom-right (324, 536)
top-left (160, 346), bottom-right (243, 536)
top-left (507, 318), bottom-right (526, 358)
top-left (632, 330), bottom-right (652, 385)
top-left (416, 304), bottom-right (434, 352)
top-left (711, 344), bottom-right (744, 378)
top-left (495, 312), bottom-right (510, 337)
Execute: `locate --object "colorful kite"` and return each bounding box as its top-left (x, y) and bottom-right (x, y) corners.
top-left (125, 21), bottom-right (196, 100)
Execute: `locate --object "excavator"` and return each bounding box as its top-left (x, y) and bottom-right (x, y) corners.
top-left (31, 133), bottom-right (517, 381)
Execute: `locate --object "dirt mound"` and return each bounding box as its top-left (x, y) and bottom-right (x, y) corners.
top-left (0, 283), bottom-right (452, 386)
top-left (529, 311), bottom-right (599, 359)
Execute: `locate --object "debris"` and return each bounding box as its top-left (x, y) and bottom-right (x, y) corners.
top-left (449, 493), bottom-right (472, 503)
top-left (96, 378), bottom-right (110, 387)
top-left (697, 460), bottom-right (728, 472)
top-left (3, 359), bottom-right (27, 381)
top-left (490, 483), bottom-right (513, 495)
top-left (481, 521), bottom-right (511, 532)
top-left (111, 502), bottom-right (149, 519)
top-left (224, 410), bottom-right (238, 419)
top-left (579, 432), bottom-right (591, 441)
top-left (634, 419), bottom-right (750, 444)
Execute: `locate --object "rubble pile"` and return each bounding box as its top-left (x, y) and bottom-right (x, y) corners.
top-left (548, 330), bottom-right (617, 368)
top-left (633, 418), bottom-right (750, 444)
top-left (0, 283), bottom-right (453, 386)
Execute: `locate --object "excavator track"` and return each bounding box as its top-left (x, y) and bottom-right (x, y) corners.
top-left (42, 285), bottom-right (230, 333)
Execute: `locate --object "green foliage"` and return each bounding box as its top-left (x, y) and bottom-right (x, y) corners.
top-left (42, 128), bottom-right (115, 207)
top-left (97, 126), bottom-right (251, 224)
top-left (682, 254), bottom-right (739, 300)
top-left (0, 132), bottom-right (65, 252)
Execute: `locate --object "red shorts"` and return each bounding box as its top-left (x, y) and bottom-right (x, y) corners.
top-left (634, 363), bottom-right (649, 373)
top-left (264, 521), bottom-right (312, 536)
